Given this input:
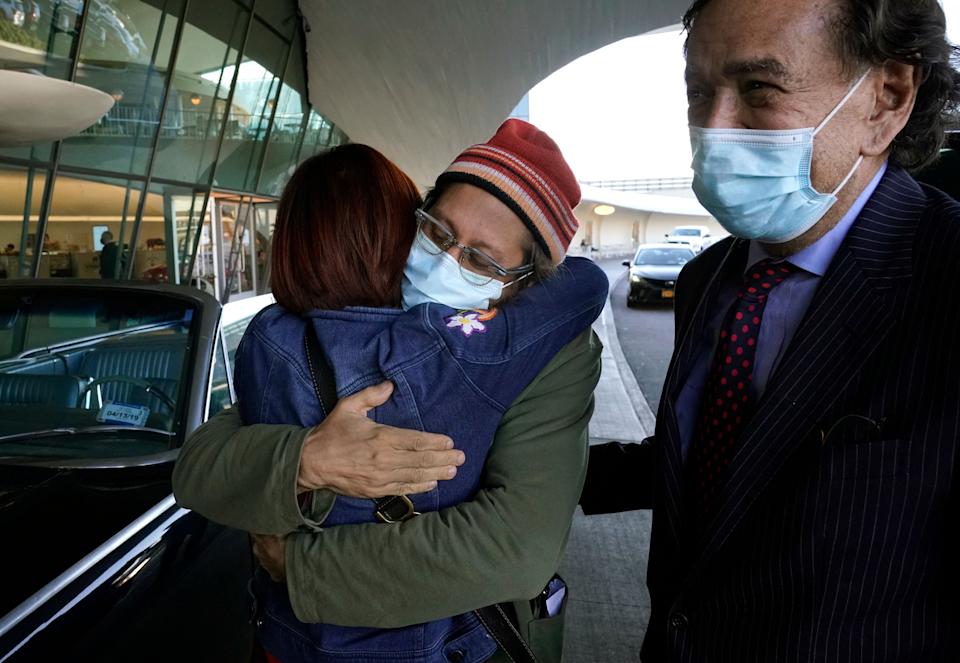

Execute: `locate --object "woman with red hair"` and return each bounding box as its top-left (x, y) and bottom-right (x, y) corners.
top-left (175, 121), bottom-right (607, 663)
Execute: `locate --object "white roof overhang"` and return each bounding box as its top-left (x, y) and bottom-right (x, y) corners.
top-left (299, 0), bottom-right (688, 186)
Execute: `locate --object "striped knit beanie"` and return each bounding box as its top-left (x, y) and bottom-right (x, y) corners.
top-left (434, 119), bottom-right (580, 264)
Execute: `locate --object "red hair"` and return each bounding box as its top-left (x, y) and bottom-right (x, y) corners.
top-left (270, 144), bottom-right (422, 314)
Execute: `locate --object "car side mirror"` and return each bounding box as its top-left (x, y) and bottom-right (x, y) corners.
top-left (622, 260), bottom-right (630, 267)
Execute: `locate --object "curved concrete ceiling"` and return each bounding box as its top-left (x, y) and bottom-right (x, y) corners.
top-left (300, 0), bottom-right (688, 187)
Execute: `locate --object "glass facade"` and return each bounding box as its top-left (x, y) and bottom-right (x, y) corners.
top-left (0, 0), bottom-right (347, 301)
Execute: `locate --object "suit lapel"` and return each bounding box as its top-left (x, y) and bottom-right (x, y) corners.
top-left (689, 167), bottom-right (922, 569)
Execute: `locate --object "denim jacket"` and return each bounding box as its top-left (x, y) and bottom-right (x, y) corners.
top-left (233, 257), bottom-right (608, 663)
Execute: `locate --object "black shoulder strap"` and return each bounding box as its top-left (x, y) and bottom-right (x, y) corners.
top-left (303, 326), bottom-right (339, 416)
top-left (301, 326), bottom-right (538, 663)
top-left (475, 604), bottom-right (539, 663)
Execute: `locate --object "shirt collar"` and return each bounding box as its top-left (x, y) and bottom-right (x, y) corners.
top-left (747, 161), bottom-right (888, 277)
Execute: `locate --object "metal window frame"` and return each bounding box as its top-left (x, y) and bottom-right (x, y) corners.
top-left (28, 2), bottom-right (93, 277)
top-left (183, 0), bottom-right (258, 285)
top-left (250, 31), bottom-right (294, 194)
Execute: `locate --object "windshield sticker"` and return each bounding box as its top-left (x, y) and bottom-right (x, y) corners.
top-left (98, 402), bottom-right (150, 427)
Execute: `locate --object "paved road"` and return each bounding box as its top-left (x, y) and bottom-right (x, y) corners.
top-left (558, 258), bottom-right (657, 662)
top-left (608, 267), bottom-right (676, 413)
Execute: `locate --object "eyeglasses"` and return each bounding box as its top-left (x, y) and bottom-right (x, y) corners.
top-left (415, 208), bottom-right (534, 287)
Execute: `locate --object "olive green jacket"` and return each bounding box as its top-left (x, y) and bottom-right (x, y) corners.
top-left (172, 329), bottom-right (601, 657)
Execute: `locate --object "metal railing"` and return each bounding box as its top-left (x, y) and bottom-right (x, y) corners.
top-left (80, 106), bottom-right (306, 144)
top-left (581, 176), bottom-right (694, 192)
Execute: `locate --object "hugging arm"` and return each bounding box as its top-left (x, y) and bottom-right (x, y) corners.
top-left (283, 330), bottom-right (601, 627)
top-left (172, 383), bottom-right (461, 536)
top-left (172, 409), bottom-right (323, 536)
top-left (580, 439), bottom-right (655, 514)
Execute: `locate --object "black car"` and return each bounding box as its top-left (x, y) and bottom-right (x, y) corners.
top-left (0, 280), bottom-right (272, 662)
top-left (623, 243), bottom-right (696, 306)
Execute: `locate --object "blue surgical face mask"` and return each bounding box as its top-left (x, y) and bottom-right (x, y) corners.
top-left (401, 232), bottom-right (527, 311)
top-left (689, 70), bottom-right (871, 244)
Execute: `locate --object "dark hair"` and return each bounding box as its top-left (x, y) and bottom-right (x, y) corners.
top-left (682, 0), bottom-right (960, 171)
top-left (270, 144), bottom-right (422, 315)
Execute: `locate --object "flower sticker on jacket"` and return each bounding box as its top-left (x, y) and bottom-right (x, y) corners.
top-left (445, 311), bottom-right (488, 336)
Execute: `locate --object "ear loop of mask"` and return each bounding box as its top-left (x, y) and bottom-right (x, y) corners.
top-left (503, 270), bottom-right (534, 289)
top-left (813, 69), bottom-right (872, 196)
top-left (813, 69), bottom-right (872, 137)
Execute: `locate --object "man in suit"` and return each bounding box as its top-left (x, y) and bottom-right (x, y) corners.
top-left (581, 0), bottom-right (960, 661)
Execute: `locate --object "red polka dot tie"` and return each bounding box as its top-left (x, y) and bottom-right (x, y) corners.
top-left (688, 258), bottom-right (797, 519)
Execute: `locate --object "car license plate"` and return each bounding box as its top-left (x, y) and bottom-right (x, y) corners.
top-left (661, 289), bottom-right (675, 299)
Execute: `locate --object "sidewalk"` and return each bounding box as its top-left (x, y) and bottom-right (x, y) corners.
top-left (559, 257), bottom-right (655, 663)
top-left (588, 261), bottom-right (657, 444)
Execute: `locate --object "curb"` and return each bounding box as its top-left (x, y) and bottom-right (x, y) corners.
top-left (603, 270), bottom-right (657, 438)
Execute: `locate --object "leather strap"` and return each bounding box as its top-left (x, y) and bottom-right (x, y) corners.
top-left (303, 329), bottom-right (338, 418)
top-left (475, 604), bottom-right (538, 663)
top-left (302, 327), bottom-right (537, 662)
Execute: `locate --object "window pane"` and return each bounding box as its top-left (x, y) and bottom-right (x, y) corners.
top-left (212, 18), bottom-right (285, 192)
top-left (300, 109), bottom-right (347, 158)
top-left (186, 198), bottom-right (218, 296)
top-left (207, 334), bottom-right (231, 417)
top-left (0, 164), bottom-right (46, 279)
top-left (253, 202), bottom-right (275, 294)
top-left (300, 109), bottom-right (332, 156)
top-left (220, 198), bottom-right (254, 297)
top-left (121, 180), bottom-right (211, 284)
top-left (163, 187), bottom-right (210, 287)
top-left (257, 30), bottom-right (306, 196)
top-left (152, 0), bottom-right (248, 185)
top-left (38, 172), bottom-right (145, 280)
top-left (59, 0), bottom-right (184, 175)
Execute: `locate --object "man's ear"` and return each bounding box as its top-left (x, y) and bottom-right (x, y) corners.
top-left (862, 60), bottom-right (922, 157)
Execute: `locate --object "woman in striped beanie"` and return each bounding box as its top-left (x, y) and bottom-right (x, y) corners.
top-left (177, 123), bottom-right (607, 663)
top-left (400, 119), bottom-right (585, 310)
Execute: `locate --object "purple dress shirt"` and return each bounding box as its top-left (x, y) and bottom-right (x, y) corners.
top-left (675, 162), bottom-right (889, 461)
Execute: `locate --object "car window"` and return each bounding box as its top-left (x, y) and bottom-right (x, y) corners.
top-left (207, 334), bottom-right (232, 418)
top-left (672, 228), bottom-right (701, 236)
top-left (0, 289), bottom-right (198, 462)
top-left (208, 294), bottom-right (274, 419)
top-left (634, 248), bottom-right (696, 266)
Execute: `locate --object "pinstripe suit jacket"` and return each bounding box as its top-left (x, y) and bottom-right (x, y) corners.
top-left (642, 167), bottom-right (960, 662)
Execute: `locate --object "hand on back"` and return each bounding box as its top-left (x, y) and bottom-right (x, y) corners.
top-left (298, 381), bottom-right (465, 498)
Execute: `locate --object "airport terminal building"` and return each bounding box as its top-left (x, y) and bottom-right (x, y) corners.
top-left (0, 0), bottom-right (702, 303)
top-left (0, 0), bottom-right (346, 299)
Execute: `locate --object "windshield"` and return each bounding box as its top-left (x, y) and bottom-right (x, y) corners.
top-left (633, 248), bottom-right (695, 266)
top-left (671, 228), bottom-right (701, 237)
top-left (0, 289), bottom-right (197, 461)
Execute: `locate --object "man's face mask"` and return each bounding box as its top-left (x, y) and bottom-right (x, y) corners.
top-left (689, 70), bottom-right (871, 244)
